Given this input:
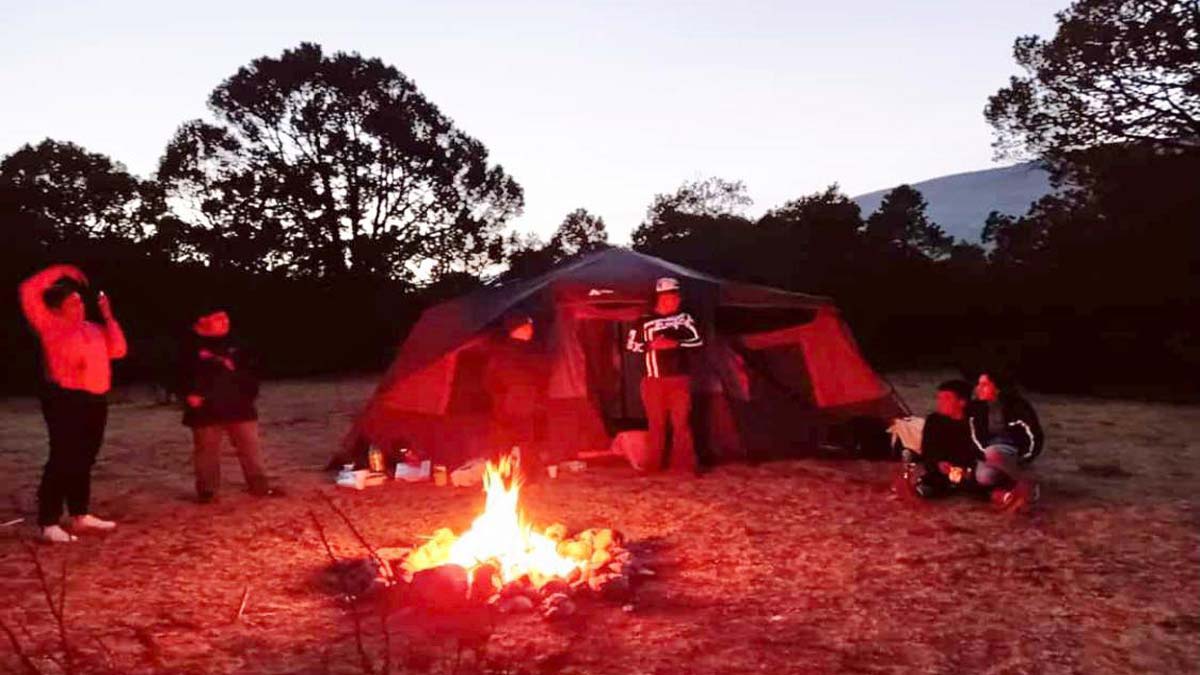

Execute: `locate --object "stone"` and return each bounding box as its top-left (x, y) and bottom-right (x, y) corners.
top-left (498, 595), bottom-right (535, 614)
top-left (407, 564), bottom-right (469, 609)
top-left (539, 579), bottom-right (572, 599)
top-left (470, 564), bottom-right (501, 603)
top-left (544, 523), bottom-right (568, 542)
top-left (542, 593), bottom-right (576, 621)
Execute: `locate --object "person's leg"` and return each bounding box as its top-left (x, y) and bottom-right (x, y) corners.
top-left (228, 421), bottom-right (270, 495)
top-left (37, 390), bottom-right (77, 528)
top-left (192, 425), bottom-right (224, 500)
top-left (65, 395), bottom-right (107, 518)
top-left (977, 444), bottom-right (1021, 490)
top-left (666, 377), bottom-right (697, 474)
top-left (640, 378), bottom-right (668, 472)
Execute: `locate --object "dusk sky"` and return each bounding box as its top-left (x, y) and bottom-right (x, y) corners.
top-left (1, 0), bottom-right (1065, 243)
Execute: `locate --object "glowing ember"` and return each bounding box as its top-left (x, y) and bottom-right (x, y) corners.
top-left (402, 455), bottom-right (582, 585)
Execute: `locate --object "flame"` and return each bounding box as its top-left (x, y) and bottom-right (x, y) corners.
top-left (403, 454), bottom-right (581, 585)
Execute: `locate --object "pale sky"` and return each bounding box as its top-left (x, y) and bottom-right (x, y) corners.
top-left (0, 0), bottom-right (1065, 243)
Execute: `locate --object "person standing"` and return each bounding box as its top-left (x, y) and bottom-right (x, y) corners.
top-left (19, 264), bottom-right (127, 543)
top-left (179, 307), bottom-right (278, 502)
top-left (483, 315), bottom-right (550, 479)
top-left (626, 277), bottom-right (705, 474)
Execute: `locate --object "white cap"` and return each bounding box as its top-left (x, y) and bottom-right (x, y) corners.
top-left (655, 277), bottom-right (681, 294)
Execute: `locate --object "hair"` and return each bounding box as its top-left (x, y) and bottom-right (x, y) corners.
top-left (937, 379), bottom-right (972, 402)
top-left (42, 278), bottom-right (85, 310)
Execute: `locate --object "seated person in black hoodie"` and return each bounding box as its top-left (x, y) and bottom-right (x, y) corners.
top-left (967, 370), bottom-right (1043, 512)
top-left (912, 380), bottom-right (981, 498)
top-left (179, 307), bottom-right (279, 502)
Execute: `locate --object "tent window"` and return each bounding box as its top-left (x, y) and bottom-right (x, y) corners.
top-left (717, 306), bottom-right (817, 334)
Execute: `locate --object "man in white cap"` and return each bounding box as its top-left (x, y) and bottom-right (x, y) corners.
top-left (626, 277), bottom-right (705, 474)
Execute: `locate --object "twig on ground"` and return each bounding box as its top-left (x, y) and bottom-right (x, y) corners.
top-left (316, 492), bottom-right (394, 583)
top-left (24, 542), bottom-right (72, 675)
top-left (1, 518), bottom-right (24, 528)
top-left (234, 587), bottom-right (251, 623)
top-left (0, 618), bottom-right (42, 675)
top-left (309, 510), bottom-right (375, 675)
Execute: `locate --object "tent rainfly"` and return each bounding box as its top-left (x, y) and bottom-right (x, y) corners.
top-left (344, 248), bottom-right (906, 469)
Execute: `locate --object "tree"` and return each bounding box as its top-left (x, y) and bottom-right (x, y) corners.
top-left (632, 177), bottom-right (751, 251)
top-left (548, 207), bottom-right (608, 258)
top-left (864, 185), bottom-right (953, 260)
top-left (158, 43), bottom-right (523, 281)
top-left (755, 185), bottom-right (865, 289)
top-left (0, 139), bottom-right (164, 250)
top-left (986, 0), bottom-right (1200, 161)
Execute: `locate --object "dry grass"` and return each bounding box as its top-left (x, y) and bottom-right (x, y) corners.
top-left (1, 372), bottom-right (1197, 674)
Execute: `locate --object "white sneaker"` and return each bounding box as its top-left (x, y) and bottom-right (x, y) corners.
top-left (70, 514), bottom-right (117, 532)
top-left (40, 525), bottom-right (78, 543)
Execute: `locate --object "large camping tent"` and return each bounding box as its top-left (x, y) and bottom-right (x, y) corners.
top-left (344, 248), bottom-right (906, 469)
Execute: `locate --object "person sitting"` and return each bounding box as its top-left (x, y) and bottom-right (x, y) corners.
top-left (911, 379), bottom-right (981, 498)
top-left (967, 369), bottom-right (1043, 512)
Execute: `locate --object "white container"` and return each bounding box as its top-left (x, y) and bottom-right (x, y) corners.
top-left (395, 460), bottom-right (432, 483)
top-left (546, 465), bottom-right (559, 479)
top-left (337, 469), bottom-right (369, 490)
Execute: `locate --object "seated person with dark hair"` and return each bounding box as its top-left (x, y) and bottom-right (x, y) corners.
top-left (911, 379), bottom-right (982, 498)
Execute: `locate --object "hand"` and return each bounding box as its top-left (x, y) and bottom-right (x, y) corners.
top-left (97, 292), bottom-right (113, 320)
top-left (186, 395), bottom-right (204, 408)
top-left (649, 337), bottom-right (678, 350)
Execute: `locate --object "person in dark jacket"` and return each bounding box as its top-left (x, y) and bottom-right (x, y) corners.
top-left (484, 314), bottom-right (550, 478)
top-left (179, 308), bottom-right (278, 502)
top-left (912, 380), bottom-right (981, 498)
top-left (626, 277), bottom-right (705, 474)
top-left (967, 370), bottom-right (1043, 511)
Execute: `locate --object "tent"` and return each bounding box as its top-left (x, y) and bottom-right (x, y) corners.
top-left (344, 248), bottom-right (907, 469)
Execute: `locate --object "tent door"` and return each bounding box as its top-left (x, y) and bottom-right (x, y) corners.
top-left (575, 319), bottom-right (645, 432)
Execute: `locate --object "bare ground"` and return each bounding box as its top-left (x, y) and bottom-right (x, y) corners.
top-left (1, 372), bottom-right (1197, 674)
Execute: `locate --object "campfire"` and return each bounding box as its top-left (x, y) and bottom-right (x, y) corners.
top-left (392, 453), bottom-right (645, 619)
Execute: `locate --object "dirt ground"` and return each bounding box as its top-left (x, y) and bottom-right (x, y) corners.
top-left (1, 372), bottom-right (1197, 674)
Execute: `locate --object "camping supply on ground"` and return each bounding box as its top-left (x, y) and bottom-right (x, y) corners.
top-left (363, 473), bottom-right (387, 488)
top-left (337, 469), bottom-right (370, 490)
top-left (451, 459), bottom-right (486, 487)
top-left (368, 446), bottom-right (385, 473)
top-left (395, 460), bottom-right (432, 482)
top-left (546, 464), bottom-right (559, 479)
top-left (433, 465), bottom-right (448, 486)
top-left (611, 430), bottom-right (652, 470)
top-left (561, 460), bottom-right (587, 473)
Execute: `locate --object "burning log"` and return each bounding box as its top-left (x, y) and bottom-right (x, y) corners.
top-left (384, 453), bottom-right (649, 622)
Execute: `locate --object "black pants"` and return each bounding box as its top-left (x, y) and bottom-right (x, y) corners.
top-left (38, 387), bottom-right (108, 526)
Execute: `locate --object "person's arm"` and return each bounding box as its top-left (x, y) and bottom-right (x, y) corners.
top-left (626, 324), bottom-right (645, 353)
top-left (676, 312), bottom-right (704, 349)
top-left (96, 292), bottom-right (127, 360)
top-left (18, 265), bottom-right (86, 335)
top-left (178, 339), bottom-right (205, 408)
top-left (1011, 398), bottom-right (1044, 463)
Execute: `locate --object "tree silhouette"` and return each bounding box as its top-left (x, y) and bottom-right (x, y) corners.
top-left (0, 139), bottom-right (165, 251)
top-left (756, 185), bottom-right (864, 289)
top-left (864, 185), bottom-right (952, 260)
top-left (632, 177), bottom-right (751, 251)
top-left (986, 0), bottom-right (1200, 161)
top-left (158, 43), bottom-right (523, 281)
top-left (549, 207), bottom-right (609, 258)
